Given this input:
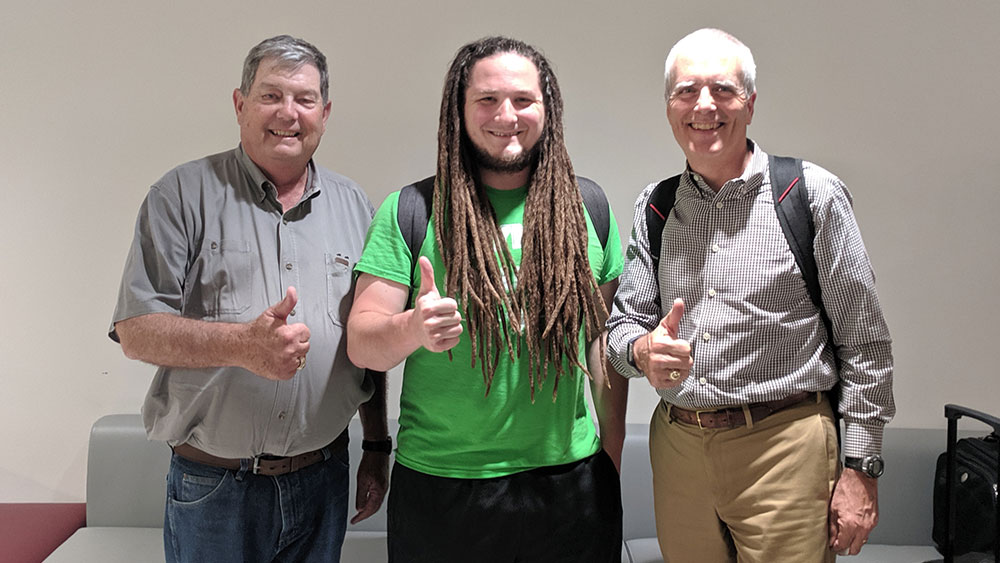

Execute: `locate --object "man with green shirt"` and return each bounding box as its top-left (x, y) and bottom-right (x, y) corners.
top-left (347, 36), bottom-right (627, 562)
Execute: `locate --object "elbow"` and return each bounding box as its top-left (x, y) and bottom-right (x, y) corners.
top-left (346, 325), bottom-right (377, 371)
top-left (118, 337), bottom-right (144, 361)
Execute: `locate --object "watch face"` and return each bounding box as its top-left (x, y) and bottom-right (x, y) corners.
top-left (865, 456), bottom-right (885, 477)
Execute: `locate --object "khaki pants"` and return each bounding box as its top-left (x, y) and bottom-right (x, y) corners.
top-left (649, 396), bottom-right (839, 563)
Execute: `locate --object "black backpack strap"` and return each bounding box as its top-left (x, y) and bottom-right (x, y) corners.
top-left (769, 155), bottom-right (841, 439)
top-left (397, 176), bottom-right (435, 301)
top-left (646, 174), bottom-right (681, 274)
top-left (768, 155), bottom-right (832, 340)
top-left (577, 176), bottom-right (610, 249)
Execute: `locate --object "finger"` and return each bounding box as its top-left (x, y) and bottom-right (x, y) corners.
top-left (351, 486), bottom-right (373, 524)
top-left (417, 256), bottom-right (440, 299)
top-left (828, 511), bottom-right (839, 548)
top-left (659, 298), bottom-right (685, 339)
top-left (849, 532), bottom-right (867, 556)
top-left (270, 287), bottom-right (298, 320)
top-left (351, 484), bottom-right (384, 524)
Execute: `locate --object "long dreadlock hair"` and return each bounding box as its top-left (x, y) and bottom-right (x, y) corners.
top-left (434, 36), bottom-right (609, 400)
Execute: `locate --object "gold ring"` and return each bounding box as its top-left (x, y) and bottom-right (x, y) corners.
top-left (668, 369), bottom-right (681, 381)
top-left (297, 356), bottom-right (306, 371)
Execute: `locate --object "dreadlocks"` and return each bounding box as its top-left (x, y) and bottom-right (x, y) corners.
top-left (434, 36), bottom-right (609, 400)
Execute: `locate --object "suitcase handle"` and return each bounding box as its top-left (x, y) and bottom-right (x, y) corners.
top-left (942, 404), bottom-right (1000, 563)
top-left (945, 403), bottom-right (1000, 434)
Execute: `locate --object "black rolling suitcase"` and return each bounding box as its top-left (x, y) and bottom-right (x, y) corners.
top-left (932, 404), bottom-right (1000, 563)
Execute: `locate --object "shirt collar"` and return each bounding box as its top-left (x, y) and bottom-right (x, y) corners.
top-left (684, 139), bottom-right (768, 198)
top-left (235, 145), bottom-right (320, 206)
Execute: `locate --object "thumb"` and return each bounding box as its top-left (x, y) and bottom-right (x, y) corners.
top-left (417, 256), bottom-right (440, 298)
top-left (270, 286), bottom-right (298, 320)
top-left (659, 298), bottom-right (684, 339)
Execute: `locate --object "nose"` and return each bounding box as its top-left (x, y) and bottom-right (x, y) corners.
top-left (495, 99), bottom-right (517, 123)
top-left (276, 97), bottom-right (297, 121)
top-left (694, 86), bottom-right (716, 112)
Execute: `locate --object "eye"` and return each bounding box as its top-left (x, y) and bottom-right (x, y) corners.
top-left (672, 87), bottom-right (697, 100)
top-left (261, 92), bottom-right (279, 102)
top-left (713, 85), bottom-right (738, 97)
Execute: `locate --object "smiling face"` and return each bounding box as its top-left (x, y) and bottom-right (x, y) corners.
top-left (666, 42), bottom-right (755, 172)
top-left (233, 58), bottom-right (331, 177)
top-left (462, 52), bottom-right (545, 182)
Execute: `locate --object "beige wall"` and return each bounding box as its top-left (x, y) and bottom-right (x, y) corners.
top-left (2, 0), bottom-right (998, 501)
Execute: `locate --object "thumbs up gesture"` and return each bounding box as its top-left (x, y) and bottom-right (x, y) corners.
top-left (409, 256), bottom-right (463, 353)
top-left (635, 298), bottom-right (693, 389)
top-left (244, 286), bottom-right (312, 380)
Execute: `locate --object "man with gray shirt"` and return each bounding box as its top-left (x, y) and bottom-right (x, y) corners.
top-left (110, 35), bottom-right (388, 563)
top-left (607, 28), bottom-right (893, 561)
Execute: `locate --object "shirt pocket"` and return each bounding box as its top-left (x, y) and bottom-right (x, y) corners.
top-left (183, 239), bottom-right (254, 319)
top-left (326, 252), bottom-right (354, 327)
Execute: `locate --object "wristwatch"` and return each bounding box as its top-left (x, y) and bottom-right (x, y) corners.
top-left (844, 454), bottom-right (884, 479)
top-left (361, 437), bottom-right (393, 454)
top-left (626, 336), bottom-right (641, 369)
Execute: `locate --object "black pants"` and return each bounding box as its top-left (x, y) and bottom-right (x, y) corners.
top-left (387, 450), bottom-right (623, 563)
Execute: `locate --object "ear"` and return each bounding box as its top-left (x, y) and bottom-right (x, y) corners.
top-left (322, 100), bottom-right (332, 128)
top-left (233, 88), bottom-right (244, 120)
top-left (746, 92), bottom-right (756, 124)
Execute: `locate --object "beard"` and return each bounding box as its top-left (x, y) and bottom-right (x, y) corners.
top-left (468, 138), bottom-right (540, 175)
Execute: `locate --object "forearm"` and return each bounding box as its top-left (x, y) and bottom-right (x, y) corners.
top-left (115, 313), bottom-right (249, 369)
top-left (347, 309), bottom-right (423, 371)
top-left (590, 280), bottom-right (628, 464)
top-left (358, 369), bottom-right (389, 439)
top-left (590, 352), bottom-right (629, 454)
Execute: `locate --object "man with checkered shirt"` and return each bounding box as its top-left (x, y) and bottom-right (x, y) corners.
top-left (607, 28), bottom-right (894, 562)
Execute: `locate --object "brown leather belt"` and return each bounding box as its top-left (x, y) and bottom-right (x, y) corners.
top-left (667, 391), bottom-right (819, 429)
top-left (172, 430), bottom-right (348, 476)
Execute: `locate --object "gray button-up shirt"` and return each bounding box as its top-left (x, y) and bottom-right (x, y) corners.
top-left (111, 146), bottom-right (375, 458)
top-left (607, 143), bottom-right (894, 458)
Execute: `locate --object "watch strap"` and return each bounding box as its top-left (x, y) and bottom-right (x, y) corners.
top-left (361, 437), bottom-right (393, 454)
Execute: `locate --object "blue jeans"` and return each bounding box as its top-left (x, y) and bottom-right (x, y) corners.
top-left (164, 447), bottom-right (350, 563)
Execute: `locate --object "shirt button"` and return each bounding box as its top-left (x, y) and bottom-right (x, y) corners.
top-left (285, 263), bottom-right (293, 270)
top-left (290, 309), bottom-right (296, 317)
top-left (708, 288), bottom-right (716, 297)
top-left (277, 411), bottom-right (287, 420)
top-left (715, 202), bottom-right (723, 209)
top-left (283, 219), bottom-right (289, 225)
top-left (711, 244), bottom-right (720, 253)
top-left (699, 377), bottom-right (707, 385)
top-left (210, 242), bottom-right (218, 250)
top-left (703, 332), bottom-right (711, 341)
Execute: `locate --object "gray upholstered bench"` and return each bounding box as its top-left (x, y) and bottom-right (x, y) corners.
top-left (47, 414), bottom-right (948, 563)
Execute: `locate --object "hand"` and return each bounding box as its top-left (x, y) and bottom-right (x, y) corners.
top-left (243, 287), bottom-right (311, 380)
top-left (635, 298), bottom-right (693, 389)
top-left (409, 257), bottom-right (463, 353)
top-left (351, 450), bottom-right (390, 524)
top-left (828, 467), bottom-right (879, 556)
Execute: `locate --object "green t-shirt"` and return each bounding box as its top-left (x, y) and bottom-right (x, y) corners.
top-left (355, 183), bottom-right (624, 478)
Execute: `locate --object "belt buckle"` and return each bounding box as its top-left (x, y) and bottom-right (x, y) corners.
top-left (695, 409), bottom-right (712, 429)
top-left (252, 456), bottom-right (263, 475)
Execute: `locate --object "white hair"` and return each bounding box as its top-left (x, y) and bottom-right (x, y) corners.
top-left (663, 28), bottom-right (756, 101)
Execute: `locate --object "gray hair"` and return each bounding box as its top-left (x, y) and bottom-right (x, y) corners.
top-left (664, 28), bottom-right (756, 102)
top-left (239, 35), bottom-right (329, 103)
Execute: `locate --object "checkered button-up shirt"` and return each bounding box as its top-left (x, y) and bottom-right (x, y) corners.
top-left (607, 142), bottom-right (894, 458)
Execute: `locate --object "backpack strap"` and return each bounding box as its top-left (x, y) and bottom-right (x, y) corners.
top-left (645, 174), bottom-right (682, 274)
top-left (577, 176), bottom-right (610, 249)
top-left (769, 155), bottom-right (842, 439)
top-left (397, 176), bottom-right (435, 303)
top-left (768, 155), bottom-right (833, 341)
